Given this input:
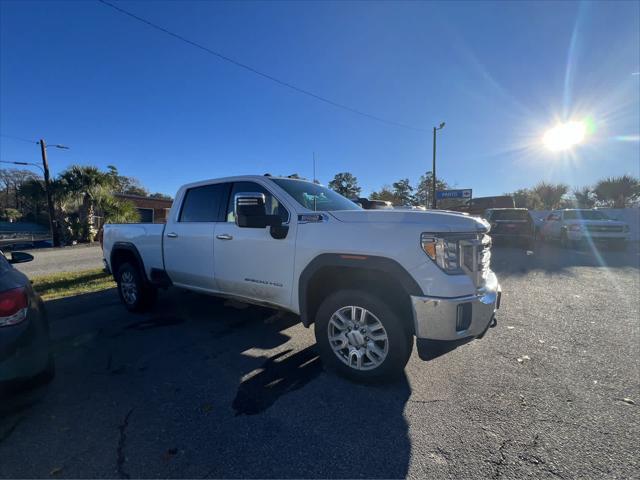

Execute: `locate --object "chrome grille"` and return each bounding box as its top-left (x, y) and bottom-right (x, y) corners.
top-left (461, 234), bottom-right (492, 287)
top-left (585, 225), bottom-right (623, 233)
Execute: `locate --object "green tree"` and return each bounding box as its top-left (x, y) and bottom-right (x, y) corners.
top-left (107, 165), bottom-right (148, 196)
top-left (369, 186), bottom-right (396, 204)
top-left (328, 172), bottom-right (361, 198)
top-left (594, 175), bottom-right (640, 208)
top-left (98, 196), bottom-right (141, 224)
top-left (58, 165), bottom-right (115, 242)
top-left (572, 186), bottom-right (596, 208)
top-left (149, 192), bottom-right (173, 200)
top-left (414, 171), bottom-right (448, 207)
top-left (532, 182), bottom-right (568, 210)
top-left (392, 178), bottom-right (414, 205)
top-left (17, 178), bottom-right (48, 223)
top-left (1, 208), bottom-right (22, 222)
top-left (508, 188), bottom-right (541, 210)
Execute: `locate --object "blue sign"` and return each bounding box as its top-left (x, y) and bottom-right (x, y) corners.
top-left (436, 189), bottom-right (472, 200)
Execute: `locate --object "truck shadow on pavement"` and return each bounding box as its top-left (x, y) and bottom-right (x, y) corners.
top-left (1, 288), bottom-right (412, 478)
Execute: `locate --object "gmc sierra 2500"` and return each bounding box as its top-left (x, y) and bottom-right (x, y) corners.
top-left (102, 175), bottom-right (501, 382)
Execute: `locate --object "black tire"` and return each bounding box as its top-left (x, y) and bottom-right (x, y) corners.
top-left (314, 290), bottom-right (412, 383)
top-left (116, 262), bottom-right (157, 313)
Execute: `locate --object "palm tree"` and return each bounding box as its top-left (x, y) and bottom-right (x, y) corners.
top-left (57, 165), bottom-right (115, 242)
top-left (573, 186), bottom-right (596, 208)
top-left (98, 196), bottom-right (141, 224)
top-left (532, 182), bottom-right (568, 210)
top-left (594, 175), bottom-right (640, 208)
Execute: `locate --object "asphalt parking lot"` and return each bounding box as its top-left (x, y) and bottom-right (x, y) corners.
top-left (1, 243), bottom-right (639, 479)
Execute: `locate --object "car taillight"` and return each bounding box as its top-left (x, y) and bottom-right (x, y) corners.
top-left (0, 287), bottom-right (28, 327)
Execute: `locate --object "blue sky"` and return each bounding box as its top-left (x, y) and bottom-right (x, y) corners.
top-left (1, 0), bottom-right (638, 197)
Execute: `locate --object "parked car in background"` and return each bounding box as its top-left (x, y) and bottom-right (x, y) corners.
top-left (352, 198), bottom-right (394, 210)
top-left (449, 196), bottom-right (515, 217)
top-left (394, 205), bottom-right (427, 211)
top-left (484, 208), bottom-right (534, 249)
top-left (0, 249), bottom-right (53, 396)
top-left (540, 209), bottom-right (630, 250)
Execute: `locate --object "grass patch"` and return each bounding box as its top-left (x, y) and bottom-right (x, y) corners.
top-left (31, 268), bottom-right (116, 301)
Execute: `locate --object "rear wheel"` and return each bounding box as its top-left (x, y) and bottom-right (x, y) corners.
top-left (117, 263), bottom-right (157, 312)
top-left (314, 290), bottom-right (412, 383)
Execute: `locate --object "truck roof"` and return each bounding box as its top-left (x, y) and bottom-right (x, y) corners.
top-left (182, 174), bottom-right (313, 187)
top-left (179, 174), bottom-right (315, 190)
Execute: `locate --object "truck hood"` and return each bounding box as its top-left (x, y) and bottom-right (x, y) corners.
top-left (328, 209), bottom-right (489, 233)
top-left (566, 219), bottom-right (627, 227)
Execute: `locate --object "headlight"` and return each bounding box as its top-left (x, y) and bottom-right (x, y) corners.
top-left (568, 224), bottom-right (582, 232)
top-left (421, 233), bottom-right (463, 273)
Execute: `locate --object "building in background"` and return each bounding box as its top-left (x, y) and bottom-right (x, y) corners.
top-left (114, 193), bottom-right (173, 223)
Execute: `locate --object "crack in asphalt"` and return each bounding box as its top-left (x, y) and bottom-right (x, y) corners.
top-left (0, 416), bottom-right (24, 447)
top-left (487, 439), bottom-right (510, 479)
top-left (116, 408), bottom-right (134, 479)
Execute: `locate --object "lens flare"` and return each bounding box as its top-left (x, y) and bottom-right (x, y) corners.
top-left (543, 121), bottom-right (587, 151)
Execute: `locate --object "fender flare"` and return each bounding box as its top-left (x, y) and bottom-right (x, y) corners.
top-left (110, 242), bottom-right (149, 282)
top-left (298, 253), bottom-right (424, 326)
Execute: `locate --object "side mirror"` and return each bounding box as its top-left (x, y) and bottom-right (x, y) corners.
top-left (8, 251), bottom-right (34, 264)
top-left (234, 192), bottom-right (282, 228)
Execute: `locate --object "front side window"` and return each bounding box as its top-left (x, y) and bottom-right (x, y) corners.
top-left (270, 178), bottom-right (361, 212)
top-left (226, 181), bottom-right (289, 223)
top-left (179, 183), bottom-right (227, 222)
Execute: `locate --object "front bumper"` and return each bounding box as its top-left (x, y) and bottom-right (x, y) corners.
top-left (567, 231), bottom-right (628, 242)
top-left (411, 281), bottom-right (501, 341)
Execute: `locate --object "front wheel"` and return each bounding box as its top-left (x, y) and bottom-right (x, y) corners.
top-left (117, 263), bottom-right (157, 313)
top-left (314, 290), bottom-right (412, 383)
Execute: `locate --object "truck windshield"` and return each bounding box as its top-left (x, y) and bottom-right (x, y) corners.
top-left (490, 210), bottom-right (530, 220)
top-left (564, 210), bottom-right (609, 220)
top-left (270, 178), bottom-right (362, 212)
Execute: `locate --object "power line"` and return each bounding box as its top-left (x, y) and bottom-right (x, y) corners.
top-left (97, 0), bottom-right (427, 132)
top-left (0, 134), bottom-right (38, 145)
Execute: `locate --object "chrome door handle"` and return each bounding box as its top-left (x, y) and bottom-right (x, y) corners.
top-left (166, 232), bottom-right (178, 238)
top-left (216, 234), bottom-right (233, 240)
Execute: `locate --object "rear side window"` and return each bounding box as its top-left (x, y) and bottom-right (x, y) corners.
top-left (179, 184), bottom-right (228, 222)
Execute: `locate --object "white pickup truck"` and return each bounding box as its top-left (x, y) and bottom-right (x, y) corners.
top-left (102, 175), bottom-right (501, 382)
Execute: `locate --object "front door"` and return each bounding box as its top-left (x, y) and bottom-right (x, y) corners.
top-left (213, 181), bottom-right (296, 308)
top-left (163, 182), bottom-right (229, 290)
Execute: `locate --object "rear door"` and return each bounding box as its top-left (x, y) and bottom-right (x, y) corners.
top-left (163, 182), bottom-right (229, 290)
top-left (213, 181), bottom-right (296, 308)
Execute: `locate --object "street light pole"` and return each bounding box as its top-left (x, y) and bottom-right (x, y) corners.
top-left (432, 122), bottom-right (445, 209)
top-left (39, 139), bottom-right (60, 247)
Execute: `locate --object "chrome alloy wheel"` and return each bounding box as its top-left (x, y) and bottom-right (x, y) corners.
top-left (120, 271), bottom-right (138, 305)
top-left (327, 305), bottom-right (389, 371)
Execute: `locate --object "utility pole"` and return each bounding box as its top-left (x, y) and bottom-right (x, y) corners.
top-left (432, 122), bottom-right (445, 209)
top-left (39, 139), bottom-right (60, 247)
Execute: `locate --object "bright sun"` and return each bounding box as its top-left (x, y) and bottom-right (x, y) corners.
top-left (543, 121), bottom-right (587, 151)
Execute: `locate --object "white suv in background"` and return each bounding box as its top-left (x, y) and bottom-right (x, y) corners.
top-left (541, 209), bottom-right (630, 250)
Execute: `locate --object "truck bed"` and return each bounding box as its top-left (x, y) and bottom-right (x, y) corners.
top-left (102, 223), bottom-right (165, 277)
